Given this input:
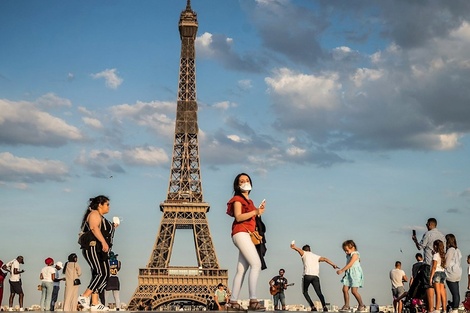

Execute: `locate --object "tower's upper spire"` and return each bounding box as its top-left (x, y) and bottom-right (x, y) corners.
top-left (179, 0), bottom-right (198, 40)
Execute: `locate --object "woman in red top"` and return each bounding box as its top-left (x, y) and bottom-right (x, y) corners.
top-left (226, 173), bottom-right (266, 311)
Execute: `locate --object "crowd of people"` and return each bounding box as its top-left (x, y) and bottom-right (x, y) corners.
top-left (225, 173), bottom-right (470, 313)
top-left (226, 173), bottom-right (369, 312)
top-left (0, 195), bottom-right (121, 312)
top-left (1, 180), bottom-right (470, 313)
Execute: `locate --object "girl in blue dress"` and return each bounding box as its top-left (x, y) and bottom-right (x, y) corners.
top-left (336, 240), bottom-right (366, 312)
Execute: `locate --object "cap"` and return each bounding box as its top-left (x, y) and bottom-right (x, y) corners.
top-left (109, 251), bottom-right (118, 258)
top-left (55, 261), bottom-right (63, 269)
top-left (45, 257), bottom-right (54, 265)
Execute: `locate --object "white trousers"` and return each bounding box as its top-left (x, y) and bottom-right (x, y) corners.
top-left (230, 232), bottom-right (262, 301)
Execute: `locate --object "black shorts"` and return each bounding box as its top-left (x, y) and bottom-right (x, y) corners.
top-left (9, 280), bottom-right (23, 294)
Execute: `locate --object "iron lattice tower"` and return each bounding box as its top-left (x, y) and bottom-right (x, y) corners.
top-left (127, 1), bottom-right (228, 310)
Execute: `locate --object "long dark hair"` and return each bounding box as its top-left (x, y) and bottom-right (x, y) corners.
top-left (446, 233), bottom-right (458, 249)
top-left (80, 195), bottom-right (109, 229)
top-left (232, 173), bottom-right (252, 197)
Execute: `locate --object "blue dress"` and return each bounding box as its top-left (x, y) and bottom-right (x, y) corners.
top-left (341, 251), bottom-right (364, 287)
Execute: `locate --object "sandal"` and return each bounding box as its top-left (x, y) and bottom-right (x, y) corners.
top-left (248, 300), bottom-right (266, 312)
top-left (339, 306), bottom-right (350, 312)
top-left (356, 305), bottom-right (367, 312)
top-left (227, 302), bottom-right (245, 311)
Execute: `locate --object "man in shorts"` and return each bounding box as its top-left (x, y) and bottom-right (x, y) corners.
top-left (390, 261), bottom-right (408, 313)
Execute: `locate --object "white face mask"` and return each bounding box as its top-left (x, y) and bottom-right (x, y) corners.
top-left (239, 182), bottom-right (252, 192)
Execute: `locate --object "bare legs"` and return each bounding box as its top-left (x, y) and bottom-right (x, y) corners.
top-left (342, 285), bottom-right (364, 309)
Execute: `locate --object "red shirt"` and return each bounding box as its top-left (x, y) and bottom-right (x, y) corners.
top-left (227, 195), bottom-right (256, 236)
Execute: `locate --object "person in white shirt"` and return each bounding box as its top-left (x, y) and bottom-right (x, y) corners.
top-left (430, 240), bottom-right (447, 313)
top-left (445, 234), bottom-right (462, 313)
top-left (291, 243), bottom-right (338, 312)
top-left (40, 258), bottom-right (56, 311)
top-left (50, 261), bottom-right (65, 311)
top-left (2, 256), bottom-right (25, 310)
top-left (390, 261), bottom-right (408, 313)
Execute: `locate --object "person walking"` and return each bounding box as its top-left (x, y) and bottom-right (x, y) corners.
top-left (291, 243), bottom-right (338, 312)
top-left (78, 195), bottom-right (117, 311)
top-left (336, 240), bottom-right (366, 313)
top-left (39, 257), bottom-right (56, 311)
top-left (445, 234), bottom-right (462, 313)
top-left (226, 173), bottom-right (266, 311)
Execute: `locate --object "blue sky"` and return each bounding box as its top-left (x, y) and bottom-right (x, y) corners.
top-left (1, 0), bottom-right (470, 308)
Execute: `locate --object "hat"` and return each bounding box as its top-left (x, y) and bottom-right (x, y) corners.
top-left (45, 257), bottom-right (54, 265)
top-left (55, 261), bottom-right (63, 269)
top-left (109, 251), bottom-right (118, 259)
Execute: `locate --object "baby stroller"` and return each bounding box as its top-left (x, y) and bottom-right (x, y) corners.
top-left (463, 291), bottom-right (470, 312)
top-left (403, 264), bottom-right (429, 313)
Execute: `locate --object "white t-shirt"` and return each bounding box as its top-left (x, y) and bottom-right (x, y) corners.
top-left (41, 266), bottom-right (56, 282)
top-left (390, 268), bottom-right (406, 288)
top-left (8, 259), bottom-right (21, 282)
top-left (433, 253), bottom-right (445, 272)
top-left (301, 251), bottom-right (321, 276)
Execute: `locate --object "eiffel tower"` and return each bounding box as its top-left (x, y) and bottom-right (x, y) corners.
top-left (127, 1), bottom-right (228, 310)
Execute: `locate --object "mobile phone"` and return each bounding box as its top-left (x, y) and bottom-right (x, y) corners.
top-left (412, 229), bottom-right (416, 237)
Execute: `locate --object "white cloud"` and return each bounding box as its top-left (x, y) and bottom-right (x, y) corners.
top-left (91, 68), bottom-right (123, 89)
top-left (122, 146), bottom-right (169, 166)
top-left (0, 98), bottom-right (83, 146)
top-left (351, 68), bottom-right (384, 87)
top-left (213, 101), bottom-right (237, 110)
top-left (82, 117), bottom-right (103, 129)
top-left (238, 79), bottom-right (252, 90)
top-left (35, 93), bottom-right (72, 109)
top-left (0, 152), bottom-right (68, 183)
top-left (78, 106), bottom-right (93, 116)
top-left (110, 100), bottom-right (175, 138)
top-left (196, 32), bottom-right (214, 57)
top-left (227, 134), bottom-right (249, 143)
top-left (286, 146), bottom-right (306, 156)
top-left (265, 68), bottom-right (341, 110)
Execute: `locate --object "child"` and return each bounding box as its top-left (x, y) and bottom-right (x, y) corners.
top-left (430, 240), bottom-right (446, 313)
top-left (336, 240), bottom-right (366, 312)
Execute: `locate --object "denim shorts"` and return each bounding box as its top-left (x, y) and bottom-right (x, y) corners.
top-left (432, 271), bottom-right (446, 283)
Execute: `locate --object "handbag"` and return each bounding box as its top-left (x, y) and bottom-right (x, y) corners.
top-left (249, 230), bottom-right (263, 245)
top-left (73, 278), bottom-right (81, 286)
top-left (243, 225), bottom-right (263, 245)
top-left (78, 222), bottom-right (97, 249)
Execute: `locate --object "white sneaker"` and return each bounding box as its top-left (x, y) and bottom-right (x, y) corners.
top-left (90, 303), bottom-right (110, 311)
top-left (19, 309), bottom-right (24, 312)
top-left (78, 295), bottom-right (91, 309)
